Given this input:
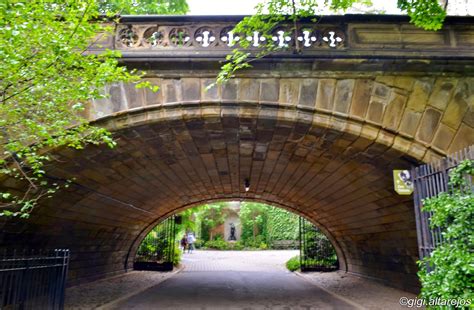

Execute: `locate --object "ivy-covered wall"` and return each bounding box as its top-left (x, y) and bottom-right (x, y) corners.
top-left (177, 201), bottom-right (301, 249)
top-left (267, 207), bottom-right (299, 242)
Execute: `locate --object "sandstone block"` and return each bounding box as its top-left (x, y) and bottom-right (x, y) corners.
top-left (260, 79), bottom-right (280, 102)
top-left (394, 77), bottom-right (415, 91)
top-left (428, 78), bottom-right (457, 110)
top-left (201, 79), bottom-right (221, 101)
top-left (367, 99), bottom-right (385, 124)
top-left (407, 142), bottom-right (427, 160)
top-left (109, 83), bottom-right (128, 113)
top-left (464, 107), bottom-right (474, 128)
top-left (279, 79), bottom-right (300, 105)
top-left (382, 92), bottom-right (407, 131)
top-left (182, 78), bottom-right (201, 101)
top-left (350, 79), bottom-right (373, 119)
top-left (238, 79), bottom-right (260, 101)
top-left (123, 82), bottom-right (144, 109)
top-left (298, 79), bottom-right (318, 108)
top-left (316, 79), bottom-right (336, 111)
top-left (222, 80), bottom-right (238, 100)
top-left (334, 79), bottom-right (355, 114)
top-left (441, 80), bottom-right (470, 129)
top-left (432, 124), bottom-right (456, 152)
top-left (375, 76), bottom-right (396, 86)
top-left (399, 110), bottom-right (421, 138)
top-left (407, 79), bottom-right (433, 112)
top-left (449, 123), bottom-right (474, 153)
top-left (142, 78), bottom-right (163, 106)
top-left (373, 82), bottom-right (390, 99)
top-left (90, 95), bottom-right (113, 119)
top-left (416, 108), bottom-right (442, 143)
top-left (162, 79), bottom-right (182, 103)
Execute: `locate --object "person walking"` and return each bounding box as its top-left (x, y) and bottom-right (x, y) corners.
top-left (186, 232), bottom-right (196, 254)
top-left (180, 234), bottom-right (188, 253)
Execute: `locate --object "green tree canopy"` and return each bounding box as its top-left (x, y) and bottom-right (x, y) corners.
top-left (0, 0), bottom-right (180, 218)
top-left (0, 0), bottom-right (189, 218)
top-left (98, 0), bottom-right (188, 15)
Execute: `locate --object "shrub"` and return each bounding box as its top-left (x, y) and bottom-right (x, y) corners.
top-left (286, 256), bottom-right (300, 272)
top-left (205, 239), bottom-right (229, 250)
top-left (418, 160), bottom-right (474, 305)
top-left (228, 241), bottom-right (245, 250)
top-left (243, 235), bottom-right (266, 249)
top-left (194, 239), bottom-right (204, 249)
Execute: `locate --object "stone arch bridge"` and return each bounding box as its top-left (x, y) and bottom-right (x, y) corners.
top-left (1, 15), bottom-right (473, 293)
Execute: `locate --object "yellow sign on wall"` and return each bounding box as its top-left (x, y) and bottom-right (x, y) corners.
top-left (393, 170), bottom-right (414, 195)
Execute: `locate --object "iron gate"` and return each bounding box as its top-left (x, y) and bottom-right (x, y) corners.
top-left (134, 215), bottom-right (177, 271)
top-left (412, 145), bottom-right (473, 261)
top-left (0, 249), bottom-right (69, 310)
top-left (299, 217), bottom-right (338, 271)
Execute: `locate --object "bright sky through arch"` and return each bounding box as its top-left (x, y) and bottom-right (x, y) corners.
top-left (187, 0), bottom-right (473, 16)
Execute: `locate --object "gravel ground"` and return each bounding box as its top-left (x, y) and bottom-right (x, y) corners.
top-left (65, 270), bottom-right (179, 309)
top-left (298, 271), bottom-right (420, 310)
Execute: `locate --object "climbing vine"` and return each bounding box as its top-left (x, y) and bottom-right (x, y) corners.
top-left (266, 207), bottom-right (299, 242)
top-left (239, 202), bottom-right (299, 248)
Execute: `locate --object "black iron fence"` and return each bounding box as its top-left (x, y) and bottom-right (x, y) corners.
top-left (0, 249), bottom-right (69, 310)
top-left (299, 217), bottom-right (338, 271)
top-left (134, 215), bottom-right (177, 271)
top-left (412, 145), bottom-right (473, 261)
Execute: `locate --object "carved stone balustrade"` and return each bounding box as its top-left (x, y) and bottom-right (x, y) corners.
top-left (114, 22), bottom-right (345, 50)
top-left (88, 15), bottom-right (474, 73)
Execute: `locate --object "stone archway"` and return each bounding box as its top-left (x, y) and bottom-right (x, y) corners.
top-left (1, 14), bottom-right (473, 301)
top-left (125, 197), bottom-right (349, 277)
top-left (0, 101), bottom-right (436, 292)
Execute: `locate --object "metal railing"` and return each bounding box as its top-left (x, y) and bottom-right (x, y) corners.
top-left (299, 217), bottom-right (338, 272)
top-left (0, 249), bottom-right (69, 310)
top-left (412, 145), bottom-right (473, 261)
top-left (134, 215), bottom-right (177, 271)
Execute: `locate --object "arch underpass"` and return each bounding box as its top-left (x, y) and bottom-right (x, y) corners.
top-left (0, 15), bottom-right (473, 294)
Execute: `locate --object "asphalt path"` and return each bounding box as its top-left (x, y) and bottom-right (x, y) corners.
top-left (110, 251), bottom-right (356, 310)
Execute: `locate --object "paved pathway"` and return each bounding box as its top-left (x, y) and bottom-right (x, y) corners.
top-left (109, 250), bottom-right (357, 309)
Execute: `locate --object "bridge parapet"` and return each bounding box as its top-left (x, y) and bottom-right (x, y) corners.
top-left (114, 21), bottom-right (345, 50)
top-left (90, 15), bottom-right (474, 68)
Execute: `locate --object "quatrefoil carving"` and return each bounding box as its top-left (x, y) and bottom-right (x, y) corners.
top-left (322, 29), bottom-right (344, 48)
top-left (220, 27), bottom-right (241, 47)
top-left (169, 28), bottom-right (192, 47)
top-left (271, 29), bottom-right (292, 48)
top-left (143, 27), bottom-right (164, 47)
top-left (118, 26), bottom-right (139, 48)
top-left (297, 29), bottom-right (318, 47)
top-left (195, 28), bottom-right (217, 47)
